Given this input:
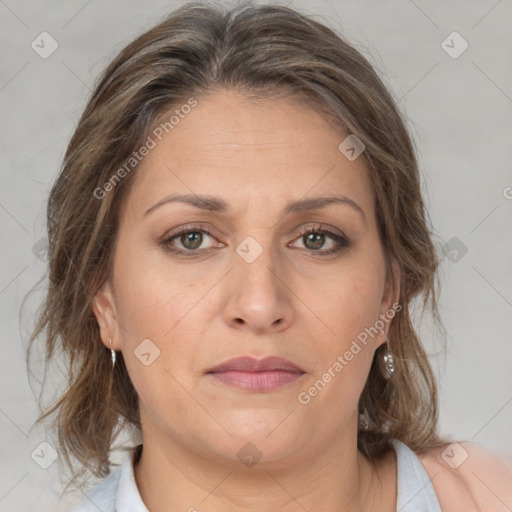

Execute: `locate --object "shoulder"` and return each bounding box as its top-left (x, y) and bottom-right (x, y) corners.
top-left (417, 440), bottom-right (512, 512)
top-left (71, 465), bottom-right (123, 512)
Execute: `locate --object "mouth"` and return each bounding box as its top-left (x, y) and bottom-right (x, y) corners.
top-left (206, 356), bottom-right (305, 392)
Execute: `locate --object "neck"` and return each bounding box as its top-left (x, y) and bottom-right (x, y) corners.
top-left (133, 421), bottom-right (395, 512)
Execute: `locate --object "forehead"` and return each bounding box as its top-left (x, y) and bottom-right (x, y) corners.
top-left (122, 90), bottom-right (374, 219)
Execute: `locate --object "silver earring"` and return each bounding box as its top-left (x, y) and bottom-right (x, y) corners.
top-left (109, 338), bottom-right (116, 367)
top-left (358, 410), bottom-right (370, 431)
top-left (382, 338), bottom-right (395, 379)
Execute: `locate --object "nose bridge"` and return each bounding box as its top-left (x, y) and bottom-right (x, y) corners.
top-left (223, 231), bottom-right (294, 332)
top-left (234, 232), bottom-right (284, 297)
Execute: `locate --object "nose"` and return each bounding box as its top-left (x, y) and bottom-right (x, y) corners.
top-left (222, 240), bottom-right (295, 334)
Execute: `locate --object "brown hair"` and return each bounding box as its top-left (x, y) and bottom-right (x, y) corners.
top-left (27, 0), bottom-right (445, 489)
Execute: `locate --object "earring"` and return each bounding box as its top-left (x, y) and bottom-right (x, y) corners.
top-left (109, 338), bottom-right (116, 367)
top-left (382, 338), bottom-right (395, 379)
top-left (358, 409), bottom-right (370, 431)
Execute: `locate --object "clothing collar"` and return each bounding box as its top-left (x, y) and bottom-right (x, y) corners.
top-left (114, 440), bottom-right (441, 511)
top-left (115, 445), bottom-right (148, 512)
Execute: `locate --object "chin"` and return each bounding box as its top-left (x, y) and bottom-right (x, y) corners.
top-left (206, 415), bottom-right (308, 468)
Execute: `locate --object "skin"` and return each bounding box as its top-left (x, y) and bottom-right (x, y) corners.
top-left (92, 89), bottom-right (400, 512)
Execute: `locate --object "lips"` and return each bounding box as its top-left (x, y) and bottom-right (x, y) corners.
top-left (206, 356), bottom-right (305, 392)
top-left (207, 356), bottom-right (304, 373)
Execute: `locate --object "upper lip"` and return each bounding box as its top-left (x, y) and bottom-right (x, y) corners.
top-left (206, 356), bottom-right (304, 373)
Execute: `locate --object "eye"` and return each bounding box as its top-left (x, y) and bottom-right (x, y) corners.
top-left (290, 225), bottom-right (350, 255)
top-left (161, 223), bottom-right (350, 257)
top-left (161, 225), bottom-right (221, 254)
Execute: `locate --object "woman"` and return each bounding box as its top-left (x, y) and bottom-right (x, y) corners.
top-left (27, 2), bottom-right (512, 511)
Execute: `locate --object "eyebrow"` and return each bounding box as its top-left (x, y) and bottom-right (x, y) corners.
top-left (144, 193), bottom-right (366, 221)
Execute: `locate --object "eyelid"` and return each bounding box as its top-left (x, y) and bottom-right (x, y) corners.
top-left (290, 224), bottom-right (350, 253)
top-left (161, 224), bottom-right (220, 250)
top-left (294, 223), bottom-right (348, 241)
top-left (160, 222), bottom-right (350, 255)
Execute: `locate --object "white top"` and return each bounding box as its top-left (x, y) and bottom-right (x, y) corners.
top-left (71, 439), bottom-right (441, 511)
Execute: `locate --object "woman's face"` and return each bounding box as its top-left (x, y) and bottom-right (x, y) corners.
top-left (93, 89), bottom-right (398, 467)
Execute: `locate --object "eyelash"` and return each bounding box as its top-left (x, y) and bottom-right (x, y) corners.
top-left (160, 224), bottom-right (350, 257)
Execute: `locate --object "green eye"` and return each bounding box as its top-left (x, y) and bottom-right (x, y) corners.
top-left (161, 224), bottom-right (350, 257)
top-left (293, 226), bottom-right (350, 255)
top-left (179, 231), bottom-right (204, 250)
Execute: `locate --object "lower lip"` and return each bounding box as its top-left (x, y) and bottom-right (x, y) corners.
top-left (209, 370), bottom-right (304, 391)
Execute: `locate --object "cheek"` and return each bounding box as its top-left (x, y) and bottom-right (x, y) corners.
top-left (297, 256), bottom-right (385, 406)
top-left (316, 260), bottom-right (385, 344)
top-left (111, 249), bottom-right (205, 391)
top-left (113, 241), bottom-right (195, 333)
top-left (114, 272), bottom-right (204, 432)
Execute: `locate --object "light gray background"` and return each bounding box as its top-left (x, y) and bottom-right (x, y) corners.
top-left (1, 0), bottom-right (511, 510)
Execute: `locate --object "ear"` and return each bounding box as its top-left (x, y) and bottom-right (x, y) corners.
top-left (378, 259), bottom-right (401, 341)
top-left (91, 279), bottom-right (120, 351)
